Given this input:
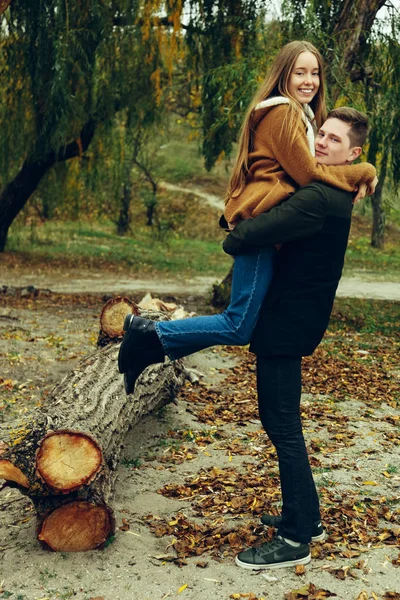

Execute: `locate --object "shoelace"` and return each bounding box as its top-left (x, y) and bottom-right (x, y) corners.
top-left (255, 537), bottom-right (286, 555)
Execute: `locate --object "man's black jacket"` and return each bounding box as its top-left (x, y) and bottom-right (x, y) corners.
top-left (223, 182), bottom-right (353, 357)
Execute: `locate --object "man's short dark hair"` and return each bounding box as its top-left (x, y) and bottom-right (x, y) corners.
top-left (327, 107), bottom-right (369, 148)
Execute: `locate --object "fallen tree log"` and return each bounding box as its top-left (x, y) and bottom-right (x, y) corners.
top-left (98, 296), bottom-right (139, 344)
top-left (0, 308), bottom-right (185, 552)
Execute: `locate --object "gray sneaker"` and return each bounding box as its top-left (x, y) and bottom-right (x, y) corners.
top-left (235, 535), bottom-right (311, 570)
top-left (260, 514), bottom-right (326, 542)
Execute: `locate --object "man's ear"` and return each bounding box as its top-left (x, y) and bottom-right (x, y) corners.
top-left (349, 146), bottom-right (362, 161)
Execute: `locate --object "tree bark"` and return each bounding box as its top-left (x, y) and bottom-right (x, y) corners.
top-left (326, 0), bottom-right (387, 102)
top-left (211, 263), bottom-right (233, 310)
top-left (371, 146), bottom-right (388, 249)
top-left (0, 0), bottom-right (12, 15)
top-left (0, 119), bottom-right (96, 252)
top-left (0, 314), bottom-right (184, 551)
top-left (332, 0), bottom-right (387, 72)
top-left (117, 182), bottom-right (133, 236)
top-left (367, 127), bottom-right (387, 249)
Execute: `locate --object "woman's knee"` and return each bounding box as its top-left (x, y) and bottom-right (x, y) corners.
top-left (223, 312), bottom-right (254, 345)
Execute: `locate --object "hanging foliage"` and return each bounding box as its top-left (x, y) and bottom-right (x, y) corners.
top-left (0, 0), bottom-right (182, 250)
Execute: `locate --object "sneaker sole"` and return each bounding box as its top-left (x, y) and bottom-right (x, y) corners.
top-left (311, 531), bottom-right (326, 542)
top-left (235, 552), bottom-right (311, 570)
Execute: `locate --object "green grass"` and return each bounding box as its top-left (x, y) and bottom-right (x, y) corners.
top-left (6, 213), bottom-right (399, 283)
top-left (344, 236), bottom-right (400, 281)
top-left (330, 297), bottom-right (400, 338)
top-left (6, 219), bottom-right (232, 278)
top-left (157, 138), bottom-right (206, 182)
top-left (4, 119), bottom-right (400, 281)
top-left (155, 118), bottom-right (230, 186)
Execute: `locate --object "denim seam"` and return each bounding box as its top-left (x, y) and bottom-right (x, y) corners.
top-left (155, 250), bottom-right (265, 339)
top-left (154, 321), bottom-right (175, 359)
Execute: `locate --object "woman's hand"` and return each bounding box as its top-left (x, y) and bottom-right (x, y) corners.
top-left (354, 176), bottom-right (378, 203)
top-left (367, 176), bottom-right (379, 195)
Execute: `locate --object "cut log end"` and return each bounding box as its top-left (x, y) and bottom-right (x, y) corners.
top-left (100, 296), bottom-right (139, 338)
top-left (36, 431), bottom-right (102, 493)
top-left (0, 459), bottom-right (29, 488)
top-left (38, 501), bottom-right (114, 552)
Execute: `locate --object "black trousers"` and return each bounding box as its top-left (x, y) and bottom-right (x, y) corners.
top-left (257, 356), bottom-right (321, 543)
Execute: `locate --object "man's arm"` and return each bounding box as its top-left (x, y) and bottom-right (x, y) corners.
top-left (223, 183), bottom-right (329, 256)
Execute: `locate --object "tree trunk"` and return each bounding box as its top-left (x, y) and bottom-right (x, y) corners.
top-left (0, 120), bottom-right (96, 252)
top-left (327, 0), bottom-right (387, 102)
top-left (146, 197), bottom-right (157, 226)
top-left (371, 146), bottom-right (388, 249)
top-left (0, 315), bottom-right (184, 551)
top-left (0, 0), bottom-right (12, 15)
top-left (367, 127), bottom-right (387, 249)
top-left (332, 0), bottom-right (387, 71)
top-left (211, 263), bottom-right (233, 310)
top-left (117, 182), bottom-right (132, 236)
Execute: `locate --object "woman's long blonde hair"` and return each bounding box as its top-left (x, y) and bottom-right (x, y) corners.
top-left (226, 41), bottom-right (327, 200)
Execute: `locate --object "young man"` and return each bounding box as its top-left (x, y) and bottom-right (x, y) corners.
top-left (223, 107), bottom-right (372, 570)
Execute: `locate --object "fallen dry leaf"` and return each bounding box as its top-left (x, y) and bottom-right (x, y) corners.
top-left (119, 518), bottom-right (130, 531)
top-left (285, 582), bottom-right (337, 599)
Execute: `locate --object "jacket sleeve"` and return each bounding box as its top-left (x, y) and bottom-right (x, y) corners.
top-left (223, 184), bottom-right (327, 256)
top-left (256, 106), bottom-right (376, 190)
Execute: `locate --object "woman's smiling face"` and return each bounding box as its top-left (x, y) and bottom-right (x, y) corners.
top-left (287, 51), bottom-right (320, 105)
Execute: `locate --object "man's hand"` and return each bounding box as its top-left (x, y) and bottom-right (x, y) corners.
top-left (354, 176), bottom-right (378, 203)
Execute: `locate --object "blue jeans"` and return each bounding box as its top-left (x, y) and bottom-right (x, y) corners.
top-left (257, 356), bottom-right (321, 543)
top-left (154, 247), bottom-right (275, 360)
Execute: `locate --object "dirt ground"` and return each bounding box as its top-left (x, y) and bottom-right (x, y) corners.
top-left (0, 287), bottom-right (399, 600)
top-left (1, 265), bottom-right (400, 300)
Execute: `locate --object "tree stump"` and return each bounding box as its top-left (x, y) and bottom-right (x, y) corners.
top-left (0, 306), bottom-right (184, 551)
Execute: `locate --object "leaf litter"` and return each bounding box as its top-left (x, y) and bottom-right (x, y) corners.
top-left (142, 321), bottom-right (399, 597)
top-left (1, 291), bottom-right (399, 598)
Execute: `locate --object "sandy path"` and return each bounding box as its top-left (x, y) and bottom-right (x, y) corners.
top-left (1, 270), bottom-right (400, 300)
top-left (0, 293), bottom-right (399, 600)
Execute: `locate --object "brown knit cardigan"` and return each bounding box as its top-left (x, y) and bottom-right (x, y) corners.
top-left (224, 103), bottom-right (376, 226)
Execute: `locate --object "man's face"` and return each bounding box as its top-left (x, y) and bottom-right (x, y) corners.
top-left (315, 118), bottom-right (361, 166)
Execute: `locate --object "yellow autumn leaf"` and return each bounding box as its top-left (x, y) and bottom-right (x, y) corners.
top-left (362, 481), bottom-right (377, 485)
top-left (178, 584), bottom-right (188, 594)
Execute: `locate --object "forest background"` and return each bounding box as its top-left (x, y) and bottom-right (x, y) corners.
top-left (0, 0), bottom-right (400, 287)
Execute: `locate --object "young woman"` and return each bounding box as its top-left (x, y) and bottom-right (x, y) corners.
top-left (118, 40), bottom-right (376, 394)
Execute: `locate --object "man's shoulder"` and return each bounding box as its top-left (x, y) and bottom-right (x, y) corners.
top-left (297, 181), bottom-right (353, 198)
top-left (288, 182), bottom-right (353, 219)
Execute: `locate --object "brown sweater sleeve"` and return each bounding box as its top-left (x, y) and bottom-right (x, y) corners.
top-left (257, 106), bottom-right (376, 190)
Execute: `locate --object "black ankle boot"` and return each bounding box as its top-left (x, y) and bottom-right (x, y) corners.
top-left (118, 315), bottom-right (165, 374)
top-left (118, 315), bottom-right (166, 395)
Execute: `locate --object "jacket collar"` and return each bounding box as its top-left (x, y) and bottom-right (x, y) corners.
top-left (254, 96), bottom-right (315, 156)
